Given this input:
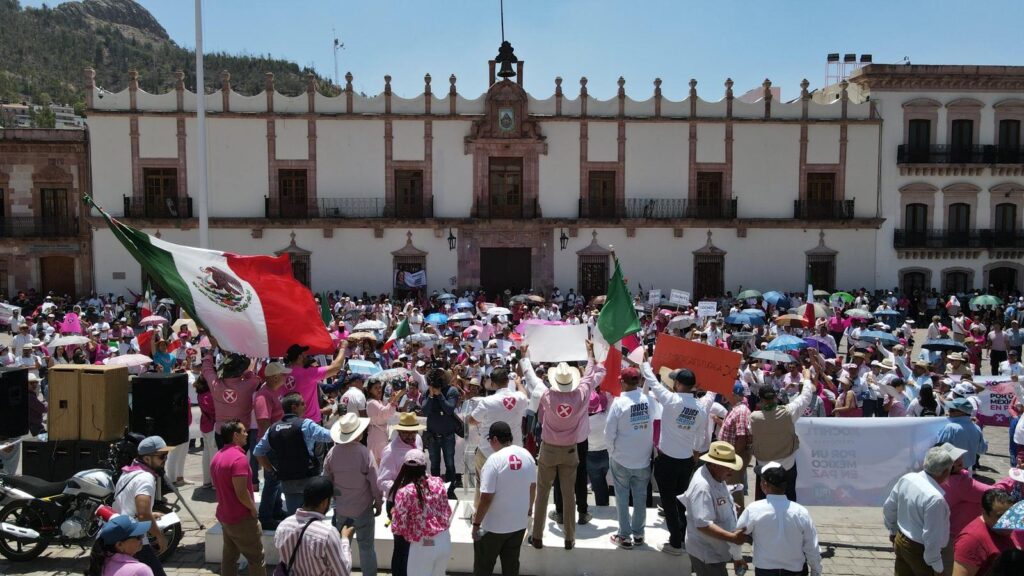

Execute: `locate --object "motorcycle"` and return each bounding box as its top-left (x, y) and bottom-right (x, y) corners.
top-left (0, 434), bottom-right (183, 562)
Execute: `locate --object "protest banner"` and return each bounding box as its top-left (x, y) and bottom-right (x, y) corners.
top-left (647, 289), bottom-right (662, 305)
top-left (650, 333), bottom-right (741, 396)
top-left (669, 289), bottom-right (690, 306)
top-left (523, 324), bottom-right (589, 362)
top-left (794, 417), bottom-right (947, 506)
top-left (974, 375), bottom-right (1019, 427)
top-left (696, 301), bottom-right (717, 318)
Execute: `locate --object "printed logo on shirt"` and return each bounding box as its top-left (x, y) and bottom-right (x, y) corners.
top-left (716, 497), bottom-right (728, 507)
top-left (222, 389), bottom-right (238, 404)
top-left (629, 401), bottom-right (651, 430)
top-left (341, 396), bottom-right (349, 404)
top-left (508, 454), bottom-right (523, 471)
top-left (284, 375), bottom-right (296, 391)
top-left (674, 406), bottom-right (699, 429)
top-left (502, 397), bottom-right (517, 411)
top-left (556, 403), bottom-right (573, 418)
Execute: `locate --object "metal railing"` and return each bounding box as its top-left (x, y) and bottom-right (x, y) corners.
top-left (894, 228), bottom-right (988, 249)
top-left (994, 145), bottom-right (1024, 164)
top-left (897, 144), bottom-right (993, 164)
top-left (123, 196), bottom-right (193, 218)
top-left (473, 194), bottom-right (539, 219)
top-left (265, 197), bottom-right (388, 219)
top-left (623, 198), bottom-right (737, 219)
top-left (793, 199), bottom-right (855, 220)
top-left (0, 217), bottom-right (80, 237)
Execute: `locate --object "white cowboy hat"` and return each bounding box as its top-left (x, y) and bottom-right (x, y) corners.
top-left (699, 441), bottom-right (744, 471)
top-left (330, 413), bottom-right (370, 444)
top-left (546, 362), bottom-right (581, 392)
top-left (1010, 467), bottom-right (1024, 483)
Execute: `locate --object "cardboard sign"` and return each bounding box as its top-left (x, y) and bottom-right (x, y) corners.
top-left (523, 324), bottom-right (589, 362)
top-left (696, 301), bottom-right (718, 318)
top-left (650, 333), bottom-right (741, 396)
top-left (669, 290), bottom-right (690, 306)
top-left (648, 289), bottom-right (662, 305)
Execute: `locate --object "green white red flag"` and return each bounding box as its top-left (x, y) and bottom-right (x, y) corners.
top-left (596, 258), bottom-right (642, 396)
top-left (383, 318), bottom-right (411, 351)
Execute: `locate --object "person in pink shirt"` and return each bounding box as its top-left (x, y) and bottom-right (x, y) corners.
top-left (210, 420), bottom-right (266, 576)
top-left (195, 377), bottom-right (216, 487)
top-left (940, 442), bottom-right (990, 574)
top-left (283, 343), bottom-right (347, 423)
top-left (85, 515), bottom-right (155, 576)
top-left (366, 378), bottom-right (403, 464)
top-left (378, 413), bottom-right (427, 495)
top-left (991, 464), bottom-right (1024, 548)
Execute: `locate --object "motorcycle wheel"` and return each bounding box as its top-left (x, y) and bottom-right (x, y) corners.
top-left (153, 521), bottom-right (182, 562)
top-left (0, 500), bottom-right (51, 561)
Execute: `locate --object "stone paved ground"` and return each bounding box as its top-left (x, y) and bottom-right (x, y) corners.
top-left (1, 331), bottom-right (1017, 575)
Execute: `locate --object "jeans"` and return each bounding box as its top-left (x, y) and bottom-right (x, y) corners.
top-left (586, 449), bottom-right (610, 506)
top-left (336, 505), bottom-right (377, 576)
top-left (1011, 417), bottom-right (1020, 466)
top-left (610, 459), bottom-right (650, 539)
top-left (0, 441), bottom-right (21, 475)
top-left (408, 529), bottom-right (450, 576)
top-left (392, 534), bottom-right (410, 576)
top-left (653, 452), bottom-right (695, 548)
top-left (473, 529), bottom-right (526, 576)
top-left (554, 438), bottom-right (589, 517)
top-left (755, 462), bottom-right (798, 502)
top-left (257, 469), bottom-right (283, 526)
top-left (283, 491), bottom-right (304, 515)
top-left (427, 433), bottom-right (457, 486)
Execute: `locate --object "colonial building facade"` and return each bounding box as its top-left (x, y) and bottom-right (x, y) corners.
top-left (0, 128), bottom-right (91, 297)
top-left (82, 54), bottom-right (1023, 300)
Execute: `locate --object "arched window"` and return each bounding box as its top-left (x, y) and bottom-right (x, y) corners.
top-left (905, 203), bottom-right (928, 232)
top-left (943, 271), bottom-right (971, 295)
top-left (948, 203), bottom-right (971, 234)
top-left (901, 271), bottom-right (928, 296)
top-left (994, 203), bottom-right (1017, 234)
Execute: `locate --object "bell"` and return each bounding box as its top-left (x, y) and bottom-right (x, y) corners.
top-left (497, 59), bottom-right (516, 79)
top-left (494, 40), bottom-right (518, 79)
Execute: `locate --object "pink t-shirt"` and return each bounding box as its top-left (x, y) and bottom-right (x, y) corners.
top-left (202, 355), bottom-right (260, 428)
top-left (954, 516), bottom-right (1013, 576)
top-left (102, 552), bottom-right (154, 576)
top-left (282, 365), bottom-right (329, 422)
top-left (941, 469), bottom-right (988, 539)
top-left (210, 445), bottom-right (253, 525)
top-left (253, 385), bottom-right (284, 429)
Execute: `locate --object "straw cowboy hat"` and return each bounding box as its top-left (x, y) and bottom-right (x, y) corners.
top-left (331, 413), bottom-right (370, 444)
top-left (871, 359), bottom-right (896, 371)
top-left (547, 362), bottom-right (581, 392)
top-left (392, 412), bottom-right (426, 433)
top-left (699, 441), bottom-right (744, 471)
top-left (947, 352), bottom-right (966, 362)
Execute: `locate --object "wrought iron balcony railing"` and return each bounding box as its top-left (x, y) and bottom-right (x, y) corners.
top-left (123, 196), bottom-right (193, 219)
top-left (0, 217), bottom-right (80, 238)
top-left (793, 199), bottom-right (855, 220)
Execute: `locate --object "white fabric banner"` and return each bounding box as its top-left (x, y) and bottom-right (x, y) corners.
top-left (523, 324), bottom-right (589, 363)
top-left (794, 417), bottom-right (948, 506)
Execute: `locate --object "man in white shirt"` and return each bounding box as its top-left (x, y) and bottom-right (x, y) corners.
top-left (882, 446), bottom-right (953, 576)
top-left (998, 350), bottom-right (1022, 376)
top-left (735, 462), bottom-right (822, 576)
top-left (471, 422), bottom-right (536, 576)
top-left (927, 316), bottom-right (943, 342)
top-left (469, 367), bottom-right (528, 507)
top-left (340, 374), bottom-right (368, 417)
top-left (12, 323), bottom-right (31, 356)
top-left (604, 366), bottom-right (654, 550)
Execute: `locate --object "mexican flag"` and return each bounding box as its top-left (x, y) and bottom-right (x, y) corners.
top-left (803, 283), bottom-right (816, 328)
top-left (89, 197), bottom-right (333, 358)
top-left (319, 293), bottom-right (332, 327)
top-left (596, 258), bottom-right (642, 396)
top-left (383, 318), bottom-right (410, 351)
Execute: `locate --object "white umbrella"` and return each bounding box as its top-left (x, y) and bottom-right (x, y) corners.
top-left (449, 312), bottom-right (474, 321)
top-left (407, 333), bottom-right (438, 344)
top-left (487, 307), bottom-right (511, 316)
top-left (106, 354), bottom-right (153, 367)
top-left (354, 320), bottom-right (387, 331)
top-left (139, 315), bottom-right (167, 326)
top-left (668, 315), bottom-right (695, 331)
top-left (47, 335), bottom-right (91, 349)
top-left (158, 298), bottom-right (175, 305)
top-left (437, 293), bottom-right (457, 300)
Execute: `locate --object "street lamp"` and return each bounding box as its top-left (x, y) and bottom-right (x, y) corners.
top-left (447, 228), bottom-right (457, 251)
top-left (559, 229), bottom-right (569, 250)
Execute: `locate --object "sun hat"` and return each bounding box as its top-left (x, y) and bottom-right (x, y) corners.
top-left (945, 397), bottom-right (975, 415)
top-left (913, 359), bottom-right (931, 369)
top-left (331, 413), bottom-right (370, 444)
top-left (871, 359), bottom-right (896, 371)
top-left (1009, 466), bottom-right (1024, 483)
top-left (137, 436), bottom-right (173, 455)
top-left (264, 362), bottom-right (292, 378)
top-left (938, 442), bottom-right (967, 463)
top-left (99, 514), bottom-right (151, 546)
top-left (403, 448), bottom-right (427, 467)
top-left (546, 362), bottom-right (582, 392)
top-left (699, 441), bottom-right (744, 471)
top-left (953, 382), bottom-right (977, 397)
top-left (393, 412), bottom-right (426, 432)
top-left (947, 352), bottom-right (965, 362)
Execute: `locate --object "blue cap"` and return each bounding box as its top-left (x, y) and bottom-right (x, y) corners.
top-left (733, 382), bottom-right (745, 396)
top-left (137, 436), bottom-right (172, 456)
top-left (945, 397), bottom-right (975, 415)
top-left (99, 515), bottom-right (151, 545)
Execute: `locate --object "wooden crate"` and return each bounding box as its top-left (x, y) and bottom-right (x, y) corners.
top-left (47, 366), bottom-right (81, 441)
top-left (78, 365), bottom-right (129, 441)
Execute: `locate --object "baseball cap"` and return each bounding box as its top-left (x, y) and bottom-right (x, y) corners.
top-left (945, 397), bottom-right (975, 415)
top-left (937, 442), bottom-right (967, 462)
top-left (99, 515), bottom-right (151, 545)
top-left (264, 362), bottom-right (292, 378)
top-left (286, 344), bottom-right (309, 360)
top-left (137, 436), bottom-right (173, 455)
top-left (403, 449), bottom-right (427, 467)
top-left (732, 382), bottom-right (745, 396)
top-left (620, 366), bottom-right (641, 381)
top-left (487, 421), bottom-right (514, 443)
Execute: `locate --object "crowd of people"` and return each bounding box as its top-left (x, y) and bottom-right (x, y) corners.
top-left (2, 284), bottom-right (1024, 576)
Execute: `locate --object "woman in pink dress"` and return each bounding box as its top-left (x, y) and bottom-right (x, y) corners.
top-left (832, 373), bottom-right (862, 417)
top-left (366, 378), bottom-right (402, 463)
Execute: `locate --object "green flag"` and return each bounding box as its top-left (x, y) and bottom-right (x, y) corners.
top-left (597, 258), bottom-right (641, 344)
top-left (319, 293), bottom-right (332, 327)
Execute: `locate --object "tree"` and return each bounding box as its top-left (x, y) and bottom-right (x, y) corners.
top-left (29, 105), bottom-right (55, 128)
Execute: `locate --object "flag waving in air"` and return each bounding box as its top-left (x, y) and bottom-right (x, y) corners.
top-left (87, 197), bottom-right (333, 358)
top-left (596, 257), bottom-right (642, 396)
top-left (803, 283), bottom-right (816, 328)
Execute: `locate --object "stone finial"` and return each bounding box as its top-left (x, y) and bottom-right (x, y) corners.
top-left (688, 78), bottom-right (697, 98)
top-left (306, 73), bottom-right (317, 93)
top-left (449, 74), bottom-right (457, 94)
top-left (345, 72), bottom-right (353, 92)
top-left (128, 69), bottom-right (139, 90)
top-left (725, 78), bottom-right (734, 97)
top-left (654, 78), bottom-right (662, 93)
top-left (800, 78), bottom-right (810, 100)
top-left (265, 72), bottom-right (275, 92)
top-left (220, 70), bottom-right (231, 89)
top-left (174, 70), bottom-right (185, 89)
top-left (555, 76), bottom-right (563, 96)
top-left (762, 78), bottom-right (772, 100)
top-left (84, 67), bottom-right (96, 88)
top-left (580, 77), bottom-right (588, 89)
top-left (617, 76), bottom-right (626, 94)
top-left (840, 80), bottom-right (849, 101)
top-left (424, 73), bottom-right (432, 94)
top-left (384, 75), bottom-right (392, 94)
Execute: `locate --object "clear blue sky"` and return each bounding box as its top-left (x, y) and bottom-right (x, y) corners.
top-left (26, 0), bottom-right (1024, 99)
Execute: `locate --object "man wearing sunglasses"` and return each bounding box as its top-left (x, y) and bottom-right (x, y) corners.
top-left (112, 435), bottom-right (174, 576)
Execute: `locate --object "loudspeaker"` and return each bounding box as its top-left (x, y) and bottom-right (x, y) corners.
top-left (47, 366), bottom-right (81, 441)
top-left (75, 440), bottom-right (111, 472)
top-left (131, 373), bottom-right (189, 446)
top-left (79, 365), bottom-right (129, 441)
top-left (22, 440), bottom-right (76, 482)
top-left (0, 368), bottom-right (28, 439)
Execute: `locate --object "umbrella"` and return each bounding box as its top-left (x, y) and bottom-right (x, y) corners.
top-left (455, 301), bottom-right (475, 310)
top-left (354, 320), bottom-right (387, 331)
top-left (462, 326), bottom-right (483, 338)
top-left (775, 314), bottom-right (805, 327)
top-left (373, 367), bottom-right (411, 382)
top-left (812, 289), bottom-right (831, 298)
top-left (667, 315), bottom-right (694, 331)
top-left (802, 338), bottom-right (836, 358)
top-left (347, 331), bottom-right (378, 341)
top-left (449, 312), bottom-right (474, 321)
top-left (969, 295), bottom-right (1003, 309)
top-left (171, 319), bottom-right (199, 337)
top-left (730, 331), bottom-right (755, 342)
top-left (845, 308), bottom-right (873, 320)
top-left (856, 330), bottom-right (899, 346)
top-left (762, 291), bottom-right (790, 308)
top-left (766, 334), bottom-right (808, 352)
top-left (740, 308), bottom-right (766, 318)
top-left (437, 293), bottom-right (457, 300)
top-left (515, 319), bottom-right (566, 334)
top-left (486, 307), bottom-right (511, 316)
top-left (589, 295), bottom-right (607, 306)
top-left (658, 309), bottom-right (676, 318)
top-left (922, 338), bottom-right (968, 352)
top-left (424, 313), bottom-right (448, 324)
top-left (993, 499), bottom-right (1024, 531)
top-left (408, 333), bottom-right (439, 344)
top-left (106, 354), bottom-right (153, 367)
top-left (795, 302), bottom-right (833, 318)
top-left (47, 335), bottom-right (90, 349)
top-left (347, 360), bottom-right (382, 376)
top-left (139, 315), bottom-right (167, 326)
top-left (874, 310), bottom-right (901, 318)
top-left (158, 298), bottom-right (175, 305)
top-left (342, 309), bottom-right (363, 321)
top-left (751, 349), bottom-right (797, 364)
top-left (737, 289), bottom-right (762, 300)
top-left (830, 291), bottom-right (855, 304)
top-left (724, 313), bottom-right (764, 326)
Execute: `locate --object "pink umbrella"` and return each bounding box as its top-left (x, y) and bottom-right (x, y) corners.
top-left (106, 353), bottom-right (153, 367)
top-left (139, 315), bottom-right (167, 326)
top-left (514, 319), bottom-right (567, 334)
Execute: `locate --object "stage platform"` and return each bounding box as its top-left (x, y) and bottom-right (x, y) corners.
top-left (205, 489), bottom-right (689, 575)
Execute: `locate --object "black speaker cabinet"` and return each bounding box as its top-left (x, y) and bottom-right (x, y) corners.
top-left (21, 440), bottom-right (76, 482)
top-left (0, 367), bottom-right (29, 439)
top-left (130, 372), bottom-right (190, 446)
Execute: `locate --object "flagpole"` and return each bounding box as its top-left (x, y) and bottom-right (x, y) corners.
top-left (194, 0), bottom-right (210, 249)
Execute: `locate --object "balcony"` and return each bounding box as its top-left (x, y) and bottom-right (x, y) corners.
top-left (265, 197), bottom-right (388, 219)
top-left (793, 199), bottom-right (855, 220)
top-left (894, 229), bottom-right (988, 249)
top-left (994, 146), bottom-right (1024, 164)
top-left (0, 217), bottom-right (80, 238)
top-left (472, 194), bottom-right (539, 219)
top-left (987, 230), bottom-right (1024, 249)
top-left (123, 196), bottom-right (193, 219)
top-left (897, 145), bottom-right (993, 164)
top-left (622, 198), bottom-right (737, 220)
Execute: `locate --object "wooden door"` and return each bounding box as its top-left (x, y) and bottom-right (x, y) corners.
top-left (40, 188), bottom-right (69, 234)
top-left (693, 254), bottom-right (724, 301)
top-left (587, 172), bottom-right (616, 218)
top-left (488, 158), bottom-right (523, 218)
top-left (480, 248), bottom-right (531, 296)
top-left (395, 170), bottom-right (424, 218)
top-left (278, 169), bottom-right (308, 218)
top-left (695, 172), bottom-right (724, 218)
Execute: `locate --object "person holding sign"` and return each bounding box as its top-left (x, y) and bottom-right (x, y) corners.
top-left (749, 352), bottom-right (817, 503)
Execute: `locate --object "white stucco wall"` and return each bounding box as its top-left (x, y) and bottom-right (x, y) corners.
top-left (274, 119), bottom-right (308, 161)
top-left (137, 117), bottom-right (177, 159)
top-left (806, 124), bottom-right (840, 165)
top-left (392, 120), bottom-right (425, 161)
top-left (197, 119), bottom-right (268, 217)
top-left (86, 116), bottom-right (133, 209)
top-left (731, 124), bottom-right (801, 218)
top-left (624, 124), bottom-right (688, 198)
top-left (845, 125), bottom-right (880, 217)
top-left (696, 123), bottom-right (726, 164)
top-left (316, 120), bottom-right (385, 199)
top-left (586, 121), bottom-right (618, 162)
top-left (431, 121), bottom-right (473, 218)
top-left (538, 122), bottom-right (580, 218)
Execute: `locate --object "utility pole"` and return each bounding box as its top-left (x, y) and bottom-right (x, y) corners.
top-left (194, 0), bottom-right (209, 249)
top-left (333, 29), bottom-right (345, 91)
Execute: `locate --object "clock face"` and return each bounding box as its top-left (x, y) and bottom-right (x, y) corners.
top-left (498, 107), bottom-right (514, 132)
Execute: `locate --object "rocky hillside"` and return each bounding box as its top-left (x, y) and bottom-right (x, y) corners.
top-left (0, 0), bottom-right (336, 114)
